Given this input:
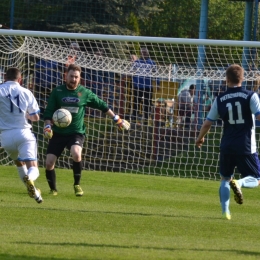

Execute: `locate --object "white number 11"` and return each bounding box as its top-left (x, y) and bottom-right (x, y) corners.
top-left (226, 102), bottom-right (244, 124)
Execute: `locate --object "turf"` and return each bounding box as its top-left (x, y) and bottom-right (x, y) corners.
top-left (1, 165), bottom-right (260, 260)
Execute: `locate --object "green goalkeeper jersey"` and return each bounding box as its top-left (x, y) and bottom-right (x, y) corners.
top-left (43, 84), bottom-right (109, 135)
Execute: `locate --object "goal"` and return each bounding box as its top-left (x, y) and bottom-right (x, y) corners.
top-left (0, 29), bottom-right (260, 180)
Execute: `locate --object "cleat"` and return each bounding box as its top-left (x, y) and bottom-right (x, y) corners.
top-left (49, 189), bottom-right (58, 196)
top-left (222, 212), bottom-right (231, 220)
top-left (230, 179), bottom-right (243, 204)
top-left (34, 189), bottom-right (43, 204)
top-left (23, 175), bottom-right (36, 198)
top-left (74, 185), bottom-right (83, 196)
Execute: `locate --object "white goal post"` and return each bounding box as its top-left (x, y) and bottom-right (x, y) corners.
top-left (0, 29), bottom-right (260, 180)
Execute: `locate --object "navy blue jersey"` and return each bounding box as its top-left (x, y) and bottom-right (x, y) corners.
top-left (35, 60), bottom-right (62, 88)
top-left (132, 59), bottom-right (160, 89)
top-left (207, 87), bottom-right (260, 155)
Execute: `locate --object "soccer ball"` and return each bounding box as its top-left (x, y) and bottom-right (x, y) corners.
top-left (52, 108), bottom-right (72, 128)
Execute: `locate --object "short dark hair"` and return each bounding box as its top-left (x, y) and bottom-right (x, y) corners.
top-left (67, 64), bottom-right (81, 74)
top-left (189, 84), bottom-right (196, 90)
top-left (5, 67), bottom-right (21, 81)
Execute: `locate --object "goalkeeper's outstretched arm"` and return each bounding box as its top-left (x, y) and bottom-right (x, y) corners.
top-left (105, 109), bottom-right (130, 131)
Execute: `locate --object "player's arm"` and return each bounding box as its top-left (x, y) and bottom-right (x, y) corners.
top-left (85, 89), bottom-right (130, 131)
top-left (195, 119), bottom-right (213, 148)
top-left (196, 98), bottom-right (218, 148)
top-left (43, 119), bottom-right (53, 139)
top-left (43, 89), bottom-right (58, 119)
top-left (26, 91), bottom-right (40, 122)
top-left (105, 109), bottom-right (130, 131)
top-left (250, 93), bottom-right (260, 121)
top-left (44, 119), bottom-right (52, 126)
top-left (26, 113), bottom-right (40, 122)
top-left (42, 89), bottom-right (58, 139)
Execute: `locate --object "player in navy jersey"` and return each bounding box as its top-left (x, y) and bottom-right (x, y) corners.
top-left (196, 64), bottom-right (260, 220)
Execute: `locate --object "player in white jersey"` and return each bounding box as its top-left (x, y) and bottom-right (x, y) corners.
top-left (0, 67), bottom-right (43, 203)
top-left (196, 64), bottom-right (260, 220)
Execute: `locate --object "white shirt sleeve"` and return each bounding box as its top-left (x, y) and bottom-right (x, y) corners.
top-left (250, 92), bottom-right (260, 116)
top-left (206, 98), bottom-right (219, 121)
top-left (27, 90), bottom-right (40, 115)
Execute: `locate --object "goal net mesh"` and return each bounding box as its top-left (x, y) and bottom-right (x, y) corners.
top-left (0, 31), bottom-right (259, 180)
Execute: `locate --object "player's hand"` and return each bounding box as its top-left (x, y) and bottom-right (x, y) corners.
top-left (44, 125), bottom-right (53, 139)
top-left (195, 137), bottom-right (204, 148)
top-left (113, 115), bottom-right (130, 131)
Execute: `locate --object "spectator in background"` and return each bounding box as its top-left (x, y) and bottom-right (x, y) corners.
top-left (165, 98), bottom-right (175, 128)
top-left (83, 64), bottom-right (102, 97)
top-left (67, 42), bottom-right (80, 66)
top-left (203, 93), bottom-right (212, 118)
top-left (178, 84), bottom-right (196, 128)
top-left (106, 71), bottom-right (116, 107)
top-left (63, 42), bottom-right (80, 83)
top-left (34, 58), bottom-right (62, 114)
top-left (131, 48), bottom-right (160, 125)
top-left (130, 54), bottom-right (138, 62)
top-left (83, 49), bottom-right (115, 108)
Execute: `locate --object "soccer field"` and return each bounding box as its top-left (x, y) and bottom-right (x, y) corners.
top-left (1, 165), bottom-right (260, 260)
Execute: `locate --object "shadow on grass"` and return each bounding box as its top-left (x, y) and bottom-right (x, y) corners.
top-left (0, 254), bottom-right (57, 260)
top-left (2, 203), bottom-right (222, 220)
top-left (9, 242), bottom-right (260, 257)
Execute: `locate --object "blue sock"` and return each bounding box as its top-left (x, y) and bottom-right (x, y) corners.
top-left (219, 180), bottom-right (230, 214)
top-left (237, 176), bottom-right (259, 188)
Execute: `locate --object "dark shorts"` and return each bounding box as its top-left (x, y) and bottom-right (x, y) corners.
top-left (47, 132), bottom-right (85, 158)
top-left (220, 152), bottom-right (260, 179)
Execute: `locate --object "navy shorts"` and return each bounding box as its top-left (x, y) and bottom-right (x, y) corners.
top-left (220, 152), bottom-right (260, 179)
top-left (47, 132), bottom-right (85, 158)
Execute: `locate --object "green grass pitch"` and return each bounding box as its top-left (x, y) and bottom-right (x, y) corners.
top-left (1, 165), bottom-right (260, 260)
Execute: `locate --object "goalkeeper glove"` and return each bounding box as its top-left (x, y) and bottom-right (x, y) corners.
top-left (113, 115), bottom-right (130, 131)
top-left (44, 124), bottom-right (53, 139)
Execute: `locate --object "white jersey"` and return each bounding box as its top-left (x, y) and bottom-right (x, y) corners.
top-left (0, 81), bottom-right (40, 131)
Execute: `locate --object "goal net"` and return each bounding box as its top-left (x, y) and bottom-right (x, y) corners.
top-left (0, 29), bottom-right (260, 180)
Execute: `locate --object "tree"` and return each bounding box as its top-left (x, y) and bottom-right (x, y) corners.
top-left (0, 0), bottom-right (252, 41)
top-left (6, 0), bottom-right (162, 35)
top-left (141, 0), bottom-right (246, 40)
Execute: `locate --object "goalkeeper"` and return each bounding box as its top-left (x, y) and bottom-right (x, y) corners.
top-left (43, 64), bottom-right (130, 196)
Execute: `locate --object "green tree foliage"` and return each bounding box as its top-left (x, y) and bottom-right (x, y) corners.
top-left (0, 0), bottom-right (163, 34)
top-left (142, 0), bottom-right (246, 40)
top-left (208, 0), bottom-right (245, 40)
top-left (0, 0), bottom-right (252, 41)
top-left (127, 12), bottom-right (140, 36)
top-left (142, 0), bottom-right (201, 38)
